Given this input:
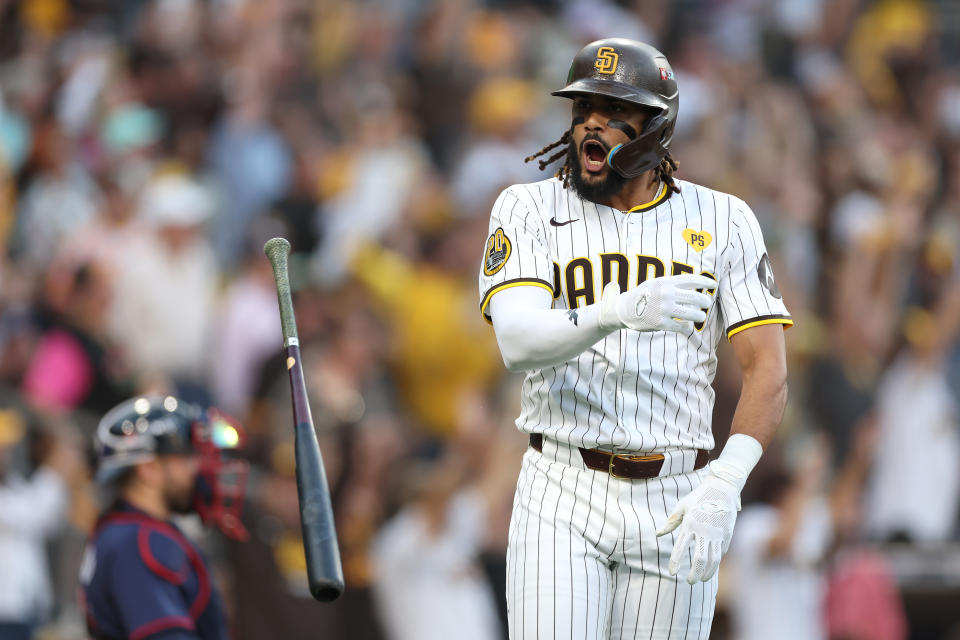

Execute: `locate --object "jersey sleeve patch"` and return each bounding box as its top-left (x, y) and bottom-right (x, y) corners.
top-left (483, 227), bottom-right (512, 276)
top-left (757, 252), bottom-right (781, 298)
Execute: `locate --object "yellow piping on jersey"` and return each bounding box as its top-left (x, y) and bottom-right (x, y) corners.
top-left (627, 182), bottom-right (668, 213)
top-left (480, 279), bottom-right (555, 324)
top-left (727, 317), bottom-right (794, 340)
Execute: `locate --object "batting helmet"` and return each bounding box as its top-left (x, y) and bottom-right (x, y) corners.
top-left (94, 395), bottom-right (249, 539)
top-left (552, 38), bottom-right (679, 179)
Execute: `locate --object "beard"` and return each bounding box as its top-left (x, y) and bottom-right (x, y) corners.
top-left (166, 485), bottom-right (196, 514)
top-left (163, 471), bottom-right (199, 515)
top-left (566, 135), bottom-right (626, 203)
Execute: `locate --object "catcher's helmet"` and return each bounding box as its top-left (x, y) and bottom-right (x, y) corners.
top-left (94, 395), bottom-right (248, 539)
top-left (553, 38), bottom-right (679, 179)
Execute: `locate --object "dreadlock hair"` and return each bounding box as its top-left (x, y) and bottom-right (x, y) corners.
top-left (657, 152), bottom-right (680, 195)
top-left (524, 132), bottom-right (681, 194)
top-left (524, 130), bottom-right (572, 186)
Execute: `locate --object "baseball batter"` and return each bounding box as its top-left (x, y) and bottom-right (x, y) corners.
top-left (479, 39), bottom-right (791, 639)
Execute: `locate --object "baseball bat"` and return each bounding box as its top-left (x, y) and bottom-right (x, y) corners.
top-left (264, 237), bottom-right (345, 602)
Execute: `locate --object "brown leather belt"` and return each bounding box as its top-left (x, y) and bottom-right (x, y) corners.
top-left (529, 433), bottom-right (709, 480)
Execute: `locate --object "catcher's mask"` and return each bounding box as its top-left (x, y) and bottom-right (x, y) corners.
top-left (94, 395), bottom-right (249, 540)
top-left (552, 37), bottom-right (679, 179)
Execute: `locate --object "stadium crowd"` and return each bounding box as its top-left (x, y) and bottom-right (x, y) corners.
top-left (1, 0), bottom-right (959, 638)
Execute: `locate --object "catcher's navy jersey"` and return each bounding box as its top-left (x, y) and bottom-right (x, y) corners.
top-left (80, 502), bottom-right (229, 640)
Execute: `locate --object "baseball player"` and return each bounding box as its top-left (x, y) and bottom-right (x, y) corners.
top-left (479, 38), bottom-right (791, 639)
top-left (80, 396), bottom-right (248, 640)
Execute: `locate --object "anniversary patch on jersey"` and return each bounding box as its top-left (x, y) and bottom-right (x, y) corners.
top-left (682, 228), bottom-right (712, 252)
top-left (757, 252), bottom-right (782, 298)
top-left (483, 227), bottom-right (512, 276)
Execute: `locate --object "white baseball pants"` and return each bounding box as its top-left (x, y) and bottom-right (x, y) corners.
top-left (506, 438), bottom-right (718, 639)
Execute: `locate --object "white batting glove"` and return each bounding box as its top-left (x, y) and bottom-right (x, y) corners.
top-left (598, 275), bottom-right (716, 333)
top-left (656, 434), bottom-right (763, 584)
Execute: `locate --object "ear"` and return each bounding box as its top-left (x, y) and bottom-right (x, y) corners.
top-left (135, 458), bottom-right (164, 487)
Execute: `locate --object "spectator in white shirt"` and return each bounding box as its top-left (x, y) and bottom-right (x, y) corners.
top-left (0, 408), bottom-right (83, 640)
top-left (729, 467), bottom-right (832, 640)
top-left (108, 174), bottom-right (219, 383)
top-left (864, 351), bottom-right (960, 542)
top-left (370, 405), bottom-right (527, 640)
top-left (728, 428), bottom-right (878, 640)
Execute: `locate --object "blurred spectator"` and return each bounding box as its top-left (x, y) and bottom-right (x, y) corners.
top-left (864, 325), bottom-right (960, 543)
top-left (21, 258), bottom-right (131, 414)
top-left (311, 94), bottom-right (430, 286)
top-left (350, 238), bottom-right (500, 437)
top-left (11, 117), bottom-right (101, 270)
top-left (210, 230), bottom-right (281, 416)
top-left (371, 465), bottom-right (502, 640)
top-left (207, 96), bottom-right (292, 269)
top-left (824, 548), bottom-right (908, 640)
top-left (371, 416), bottom-right (521, 640)
top-left (450, 77), bottom-right (542, 218)
top-left (108, 173), bottom-right (218, 383)
top-left (729, 425), bottom-right (888, 640)
top-left (729, 464), bottom-right (833, 640)
top-left (0, 407), bottom-right (82, 639)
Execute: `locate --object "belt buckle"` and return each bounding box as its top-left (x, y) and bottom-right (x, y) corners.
top-left (608, 454), bottom-right (626, 479)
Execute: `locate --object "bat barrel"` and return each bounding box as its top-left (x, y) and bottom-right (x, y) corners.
top-left (295, 419), bottom-right (345, 601)
top-left (286, 343), bottom-right (345, 601)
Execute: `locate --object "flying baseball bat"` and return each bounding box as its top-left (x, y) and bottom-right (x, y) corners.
top-left (264, 237), bottom-right (345, 602)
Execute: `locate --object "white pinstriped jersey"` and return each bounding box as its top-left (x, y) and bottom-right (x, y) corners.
top-left (479, 177), bottom-right (791, 453)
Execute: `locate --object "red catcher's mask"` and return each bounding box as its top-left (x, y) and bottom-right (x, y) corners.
top-left (192, 410), bottom-right (249, 541)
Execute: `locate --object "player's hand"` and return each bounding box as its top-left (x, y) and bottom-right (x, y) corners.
top-left (598, 275), bottom-right (716, 333)
top-left (656, 461), bottom-right (743, 584)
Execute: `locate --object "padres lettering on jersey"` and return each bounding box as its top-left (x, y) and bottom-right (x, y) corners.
top-left (479, 177), bottom-right (791, 453)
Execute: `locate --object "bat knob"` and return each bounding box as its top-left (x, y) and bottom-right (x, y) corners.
top-left (264, 237), bottom-right (291, 262)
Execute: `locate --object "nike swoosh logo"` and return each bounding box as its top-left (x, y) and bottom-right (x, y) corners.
top-left (550, 217), bottom-right (579, 227)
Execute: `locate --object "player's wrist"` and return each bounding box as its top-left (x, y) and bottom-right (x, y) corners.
top-left (598, 281), bottom-right (626, 331)
top-left (599, 279), bottom-right (658, 332)
top-left (709, 433), bottom-right (763, 492)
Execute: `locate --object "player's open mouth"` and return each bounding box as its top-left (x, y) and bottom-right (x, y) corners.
top-left (582, 140), bottom-right (608, 173)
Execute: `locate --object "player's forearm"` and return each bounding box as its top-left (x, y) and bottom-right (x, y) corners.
top-left (490, 288), bottom-right (612, 372)
top-left (704, 326), bottom-right (788, 502)
top-left (494, 304), bottom-right (610, 372)
top-left (728, 350), bottom-right (788, 448)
